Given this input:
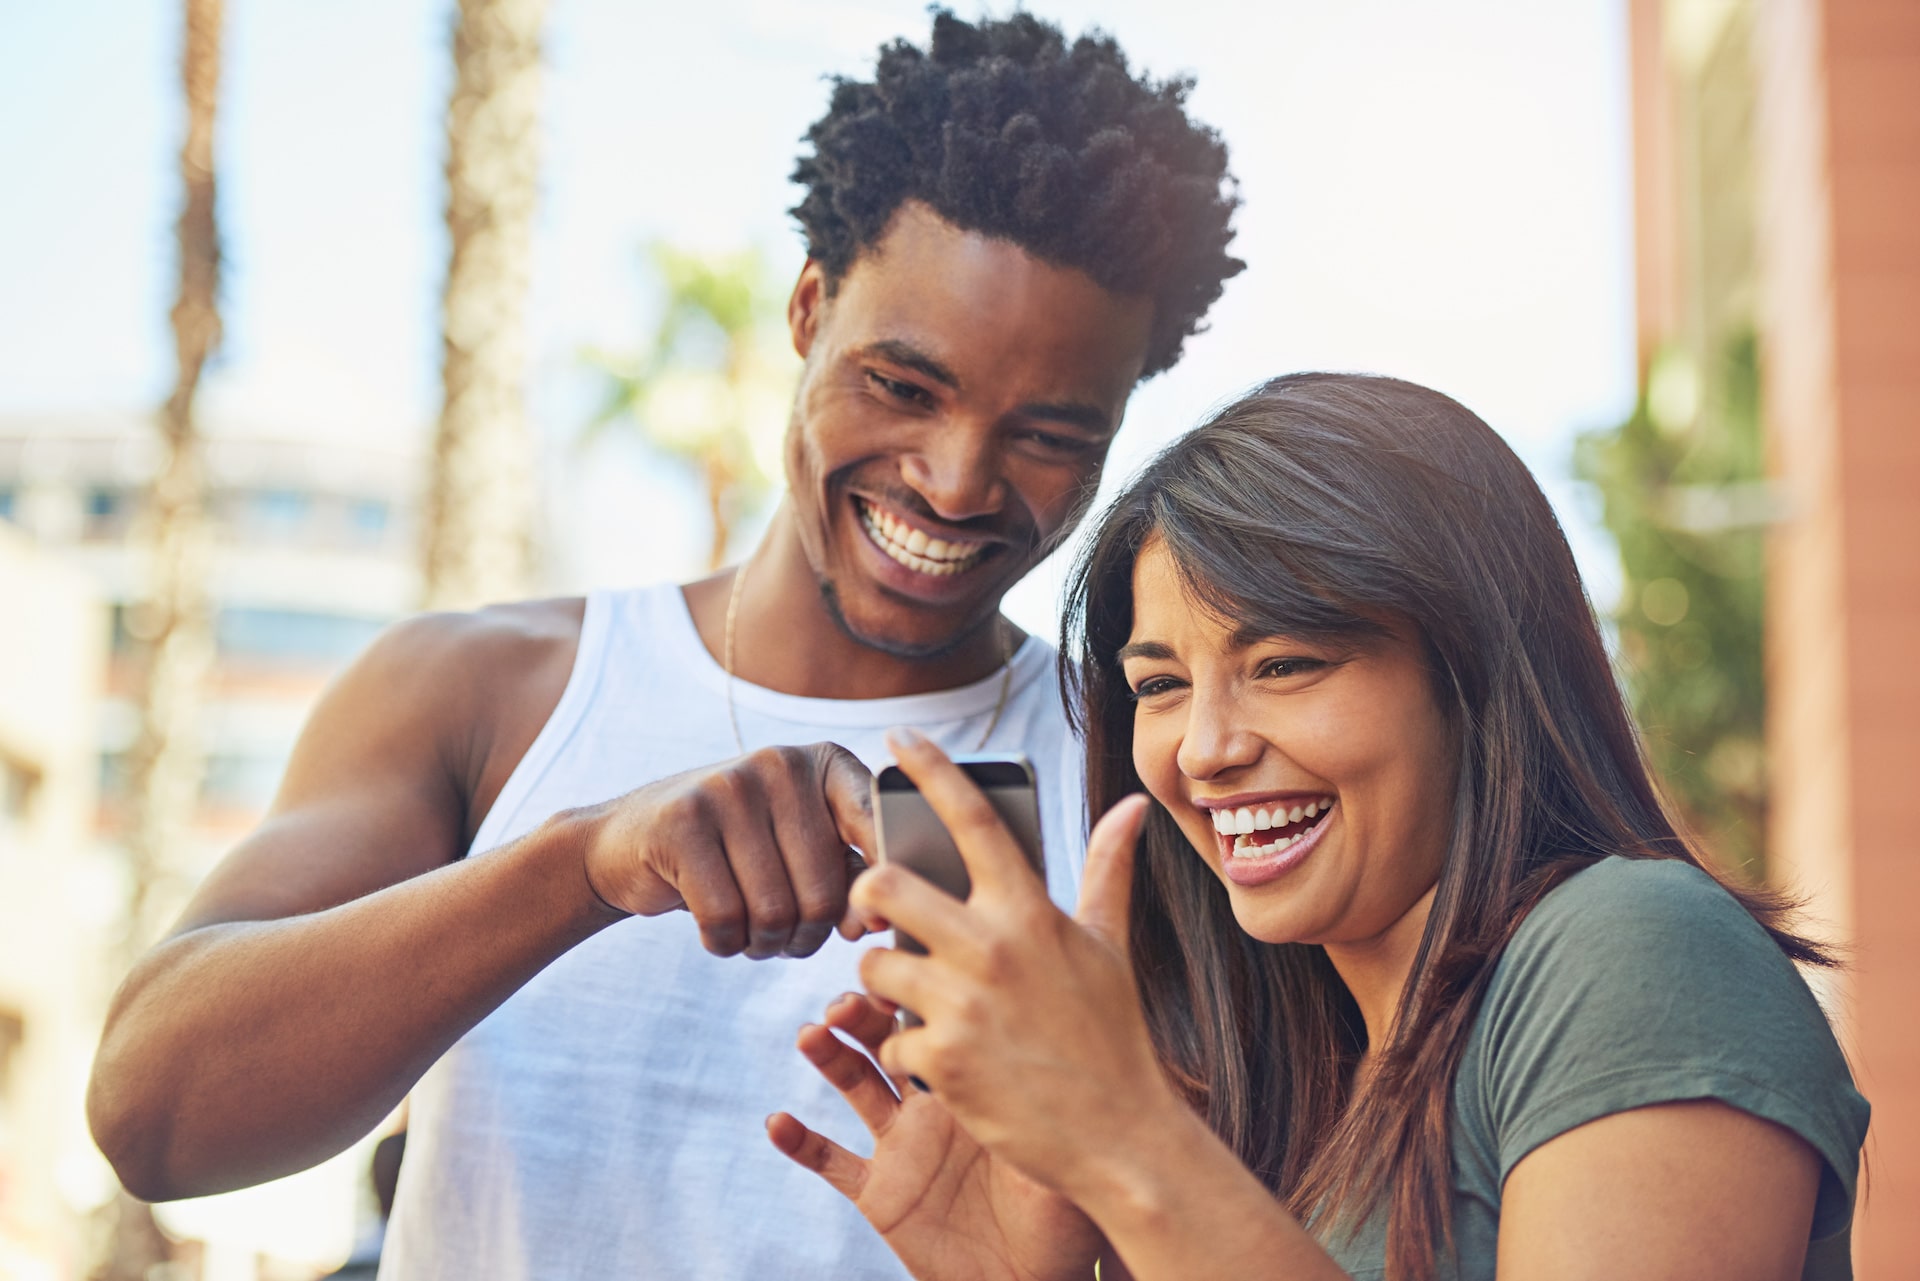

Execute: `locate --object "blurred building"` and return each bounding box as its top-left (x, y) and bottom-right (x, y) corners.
top-left (0, 411), bottom-right (423, 1276)
top-left (0, 411), bottom-right (421, 859)
top-left (0, 523), bottom-right (109, 1279)
top-left (1631, 0), bottom-right (1919, 1273)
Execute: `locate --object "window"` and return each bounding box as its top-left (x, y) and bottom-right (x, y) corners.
top-left (216, 607), bottom-right (386, 664)
top-left (97, 752), bottom-right (132, 807)
top-left (244, 489), bottom-right (311, 541)
top-left (201, 753), bottom-right (287, 811)
top-left (344, 498), bottom-right (391, 547)
top-left (108, 603), bottom-right (140, 654)
top-left (83, 487), bottom-right (135, 539)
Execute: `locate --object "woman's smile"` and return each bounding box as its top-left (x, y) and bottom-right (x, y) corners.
top-left (1202, 794), bottom-right (1337, 886)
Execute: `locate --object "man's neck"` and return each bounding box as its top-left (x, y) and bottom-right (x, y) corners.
top-left (683, 512), bottom-right (1016, 701)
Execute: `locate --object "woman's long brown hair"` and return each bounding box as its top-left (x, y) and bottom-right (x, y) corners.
top-left (1060, 373), bottom-right (1832, 1281)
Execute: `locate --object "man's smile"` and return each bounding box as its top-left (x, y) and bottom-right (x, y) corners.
top-left (852, 495), bottom-right (1001, 579)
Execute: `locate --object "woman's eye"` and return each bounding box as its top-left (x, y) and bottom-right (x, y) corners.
top-left (1128, 675), bottom-right (1183, 700)
top-left (1258, 657), bottom-right (1324, 680)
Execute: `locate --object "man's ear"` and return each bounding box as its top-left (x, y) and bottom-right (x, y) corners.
top-left (788, 260), bottom-right (829, 360)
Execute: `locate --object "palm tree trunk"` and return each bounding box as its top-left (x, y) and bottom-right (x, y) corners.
top-left (124, 0), bottom-right (223, 965)
top-left (423, 0), bottom-right (548, 610)
top-left (102, 6), bottom-right (223, 1273)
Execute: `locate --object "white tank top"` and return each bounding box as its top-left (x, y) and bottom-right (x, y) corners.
top-left (380, 584), bottom-right (1087, 1280)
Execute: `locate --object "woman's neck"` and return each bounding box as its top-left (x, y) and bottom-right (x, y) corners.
top-left (1322, 883), bottom-right (1438, 1055)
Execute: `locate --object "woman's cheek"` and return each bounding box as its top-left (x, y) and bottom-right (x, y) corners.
top-left (1131, 714), bottom-right (1181, 807)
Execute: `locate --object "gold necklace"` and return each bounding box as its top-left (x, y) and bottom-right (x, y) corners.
top-left (722, 558), bottom-right (1014, 756)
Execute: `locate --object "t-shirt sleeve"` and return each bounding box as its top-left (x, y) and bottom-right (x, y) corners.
top-left (1474, 857), bottom-right (1870, 1243)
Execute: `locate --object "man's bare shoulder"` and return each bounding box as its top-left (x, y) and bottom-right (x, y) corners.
top-left (346, 598), bottom-right (587, 830)
top-left (272, 596), bottom-right (587, 827)
top-left (360, 595), bottom-right (587, 691)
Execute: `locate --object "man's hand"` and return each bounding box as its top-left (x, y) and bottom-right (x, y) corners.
top-left (579, 742), bottom-right (878, 959)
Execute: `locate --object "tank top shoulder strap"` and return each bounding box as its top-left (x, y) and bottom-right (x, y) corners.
top-left (467, 588), bottom-right (619, 854)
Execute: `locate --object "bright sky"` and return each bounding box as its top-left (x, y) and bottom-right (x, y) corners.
top-left (1, 0), bottom-right (1636, 637)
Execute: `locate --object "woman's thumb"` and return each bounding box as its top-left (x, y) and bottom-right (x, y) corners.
top-left (1076, 794), bottom-right (1150, 947)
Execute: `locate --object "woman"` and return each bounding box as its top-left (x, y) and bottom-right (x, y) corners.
top-left (766, 373), bottom-right (1869, 1280)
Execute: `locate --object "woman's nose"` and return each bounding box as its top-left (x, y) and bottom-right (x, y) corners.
top-left (1176, 686), bottom-right (1262, 781)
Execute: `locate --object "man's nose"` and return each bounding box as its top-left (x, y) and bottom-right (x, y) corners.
top-left (1177, 685), bottom-right (1263, 781)
top-left (900, 429), bottom-right (1007, 523)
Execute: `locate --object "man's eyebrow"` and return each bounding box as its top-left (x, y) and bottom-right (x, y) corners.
top-left (863, 340), bottom-right (960, 390)
top-left (1115, 640), bottom-right (1176, 663)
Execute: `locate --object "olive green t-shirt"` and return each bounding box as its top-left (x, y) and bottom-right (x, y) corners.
top-left (1318, 856), bottom-right (1870, 1280)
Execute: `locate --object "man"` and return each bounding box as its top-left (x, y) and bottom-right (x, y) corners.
top-left (88, 11), bottom-right (1241, 1277)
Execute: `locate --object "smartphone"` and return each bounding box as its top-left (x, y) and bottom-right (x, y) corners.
top-left (871, 753), bottom-right (1045, 1032)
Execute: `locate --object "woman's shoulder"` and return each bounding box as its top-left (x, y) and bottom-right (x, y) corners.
top-left (1514, 852), bottom-right (1751, 946)
top-left (1461, 855), bottom-right (1869, 1241)
top-left (1481, 854), bottom-right (1832, 1060)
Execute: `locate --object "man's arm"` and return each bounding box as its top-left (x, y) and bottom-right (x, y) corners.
top-left (88, 601), bottom-right (875, 1201)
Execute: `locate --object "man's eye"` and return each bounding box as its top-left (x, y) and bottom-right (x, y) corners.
top-left (1024, 430), bottom-right (1088, 454)
top-left (868, 372), bottom-right (930, 406)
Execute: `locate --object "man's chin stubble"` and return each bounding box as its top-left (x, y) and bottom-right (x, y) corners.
top-left (815, 577), bottom-right (1002, 663)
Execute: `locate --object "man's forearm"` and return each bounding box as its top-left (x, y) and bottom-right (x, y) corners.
top-left (88, 808), bottom-right (621, 1200)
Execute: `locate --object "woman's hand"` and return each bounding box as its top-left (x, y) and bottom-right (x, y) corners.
top-left (848, 730), bottom-right (1183, 1203)
top-left (767, 991), bottom-right (1103, 1281)
top-left (782, 732), bottom-right (1344, 1281)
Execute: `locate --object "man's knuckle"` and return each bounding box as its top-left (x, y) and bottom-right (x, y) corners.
top-left (702, 920), bottom-right (746, 956)
top-left (772, 745), bottom-right (811, 780)
top-left (750, 897), bottom-right (798, 935)
top-left (796, 889), bottom-right (841, 925)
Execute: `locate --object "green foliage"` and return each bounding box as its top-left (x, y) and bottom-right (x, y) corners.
top-left (1574, 332), bottom-right (1768, 880)
top-left (584, 243), bottom-right (798, 570)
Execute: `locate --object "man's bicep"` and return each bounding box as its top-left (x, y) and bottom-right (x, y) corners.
top-left (1496, 1099), bottom-right (1821, 1281)
top-left (168, 618), bottom-right (474, 935)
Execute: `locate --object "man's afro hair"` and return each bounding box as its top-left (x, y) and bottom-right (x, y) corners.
top-left (791, 9), bottom-right (1243, 378)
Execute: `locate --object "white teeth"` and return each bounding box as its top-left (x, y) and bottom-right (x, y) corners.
top-left (1209, 798), bottom-right (1336, 844)
top-left (1230, 830), bottom-right (1300, 859)
top-left (859, 501), bottom-right (986, 576)
top-left (1213, 797), bottom-right (1338, 858)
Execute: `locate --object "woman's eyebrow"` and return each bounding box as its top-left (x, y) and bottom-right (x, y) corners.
top-left (1116, 640), bottom-right (1176, 663)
